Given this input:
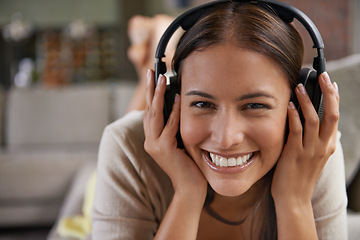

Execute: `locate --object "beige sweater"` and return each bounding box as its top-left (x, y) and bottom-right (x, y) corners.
top-left (92, 111), bottom-right (348, 239)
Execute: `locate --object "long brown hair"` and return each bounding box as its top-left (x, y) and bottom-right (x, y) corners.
top-left (172, 1), bottom-right (304, 239)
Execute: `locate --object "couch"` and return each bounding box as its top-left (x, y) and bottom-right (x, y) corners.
top-left (0, 81), bottom-right (136, 227)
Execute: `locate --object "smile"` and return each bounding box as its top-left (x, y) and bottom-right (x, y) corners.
top-left (209, 152), bottom-right (254, 167)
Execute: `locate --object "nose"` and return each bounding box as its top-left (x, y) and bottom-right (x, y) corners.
top-left (211, 109), bottom-right (245, 149)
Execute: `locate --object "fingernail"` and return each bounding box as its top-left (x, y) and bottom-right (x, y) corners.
top-left (147, 69), bottom-right (151, 79)
top-left (288, 101), bottom-right (296, 109)
top-left (297, 83), bottom-right (307, 95)
top-left (174, 94), bottom-right (180, 103)
top-left (321, 72), bottom-right (331, 85)
top-left (157, 74), bottom-right (164, 86)
top-left (333, 82), bottom-right (339, 92)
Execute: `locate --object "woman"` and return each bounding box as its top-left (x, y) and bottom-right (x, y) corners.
top-left (92, 2), bottom-right (347, 239)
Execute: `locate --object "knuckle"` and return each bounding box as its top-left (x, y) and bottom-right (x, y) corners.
top-left (327, 141), bottom-right (337, 156)
top-left (325, 111), bottom-right (340, 124)
top-left (150, 107), bottom-right (158, 118)
top-left (144, 140), bottom-right (152, 154)
top-left (306, 115), bottom-right (320, 128)
top-left (316, 149), bottom-right (327, 159)
top-left (314, 143), bottom-right (336, 160)
top-left (291, 125), bottom-right (303, 136)
top-left (144, 140), bottom-right (160, 156)
top-left (328, 145), bottom-right (336, 156)
top-left (310, 147), bottom-right (326, 162)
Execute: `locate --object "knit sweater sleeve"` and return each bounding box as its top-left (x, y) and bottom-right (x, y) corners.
top-left (312, 132), bottom-right (348, 239)
top-left (92, 111), bottom-right (173, 240)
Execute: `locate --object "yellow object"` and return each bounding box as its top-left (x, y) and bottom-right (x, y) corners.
top-left (57, 170), bottom-right (97, 239)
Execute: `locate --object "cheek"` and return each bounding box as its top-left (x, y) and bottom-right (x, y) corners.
top-left (255, 113), bottom-right (288, 157)
top-left (180, 114), bottom-right (209, 148)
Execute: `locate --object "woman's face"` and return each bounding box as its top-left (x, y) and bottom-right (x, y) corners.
top-left (180, 44), bottom-right (291, 197)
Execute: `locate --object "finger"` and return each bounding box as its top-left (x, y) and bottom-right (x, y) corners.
top-left (148, 74), bottom-right (167, 137)
top-left (145, 69), bottom-right (155, 108)
top-left (295, 83), bottom-right (320, 148)
top-left (318, 72), bottom-right (340, 142)
top-left (285, 101), bottom-right (303, 151)
top-left (144, 69), bottom-right (155, 134)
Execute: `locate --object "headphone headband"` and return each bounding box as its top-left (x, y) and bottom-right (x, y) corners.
top-left (155, 0), bottom-right (325, 76)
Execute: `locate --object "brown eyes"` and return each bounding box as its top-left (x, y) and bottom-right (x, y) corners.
top-left (190, 101), bottom-right (270, 110)
top-left (191, 101), bottom-right (216, 109)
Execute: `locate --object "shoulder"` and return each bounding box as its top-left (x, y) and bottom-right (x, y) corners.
top-left (104, 110), bottom-right (144, 146)
top-left (93, 111), bottom-right (173, 237)
top-left (93, 111), bottom-right (173, 238)
top-left (99, 110), bottom-right (171, 189)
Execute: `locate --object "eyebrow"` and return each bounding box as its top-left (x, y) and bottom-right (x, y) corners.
top-left (185, 90), bottom-right (215, 99)
top-left (236, 92), bottom-right (277, 101)
top-left (185, 90), bottom-right (277, 102)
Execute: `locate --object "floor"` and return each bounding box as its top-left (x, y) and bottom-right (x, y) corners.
top-left (0, 227), bottom-right (51, 240)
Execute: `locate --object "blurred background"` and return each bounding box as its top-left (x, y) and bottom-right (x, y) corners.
top-left (0, 0), bottom-right (359, 239)
top-left (0, 0), bottom-right (359, 89)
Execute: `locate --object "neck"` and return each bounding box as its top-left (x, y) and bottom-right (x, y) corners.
top-left (207, 177), bottom-right (268, 225)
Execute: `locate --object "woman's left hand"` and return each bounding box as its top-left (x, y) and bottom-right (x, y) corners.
top-left (271, 72), bottom-right (340, 205)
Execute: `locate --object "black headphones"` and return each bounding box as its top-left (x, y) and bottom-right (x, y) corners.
top-left (155, 0), bottom-right (325, 127)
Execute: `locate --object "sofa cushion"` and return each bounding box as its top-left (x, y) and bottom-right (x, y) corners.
top-left (0, 146), bottom-right (98, 227)
top-left (0, 146), bottom-right (98, 201)
top-left (5, 84), bottom-right (110, 149)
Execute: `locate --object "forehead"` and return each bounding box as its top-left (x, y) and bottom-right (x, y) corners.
top-left (180, 44), bottom-right (290, 93)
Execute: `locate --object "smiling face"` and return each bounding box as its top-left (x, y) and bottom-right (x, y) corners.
top-left (180, 43), bottom-right (291, 197)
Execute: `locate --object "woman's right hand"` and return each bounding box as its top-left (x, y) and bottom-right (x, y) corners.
top-left (143, 69), bottom-right (207, 198)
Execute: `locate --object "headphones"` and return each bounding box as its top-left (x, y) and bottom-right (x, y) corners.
top-left (155, 0), bottom-right (325, 128)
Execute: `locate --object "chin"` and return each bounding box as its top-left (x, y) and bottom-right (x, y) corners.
top-left (208, 179), bottom-right (253, 197)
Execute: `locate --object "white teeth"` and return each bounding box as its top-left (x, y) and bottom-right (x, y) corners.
top-left (237, 157), bottom-right (242, 165)
top-left (209, 152), bottom-right (253, 167)
top-left (220, 157), bottom-right (227, 167)
top-left (228, 158), bottom-right (236, 167)
top-left (215, 155), bottom-right (220, 166)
